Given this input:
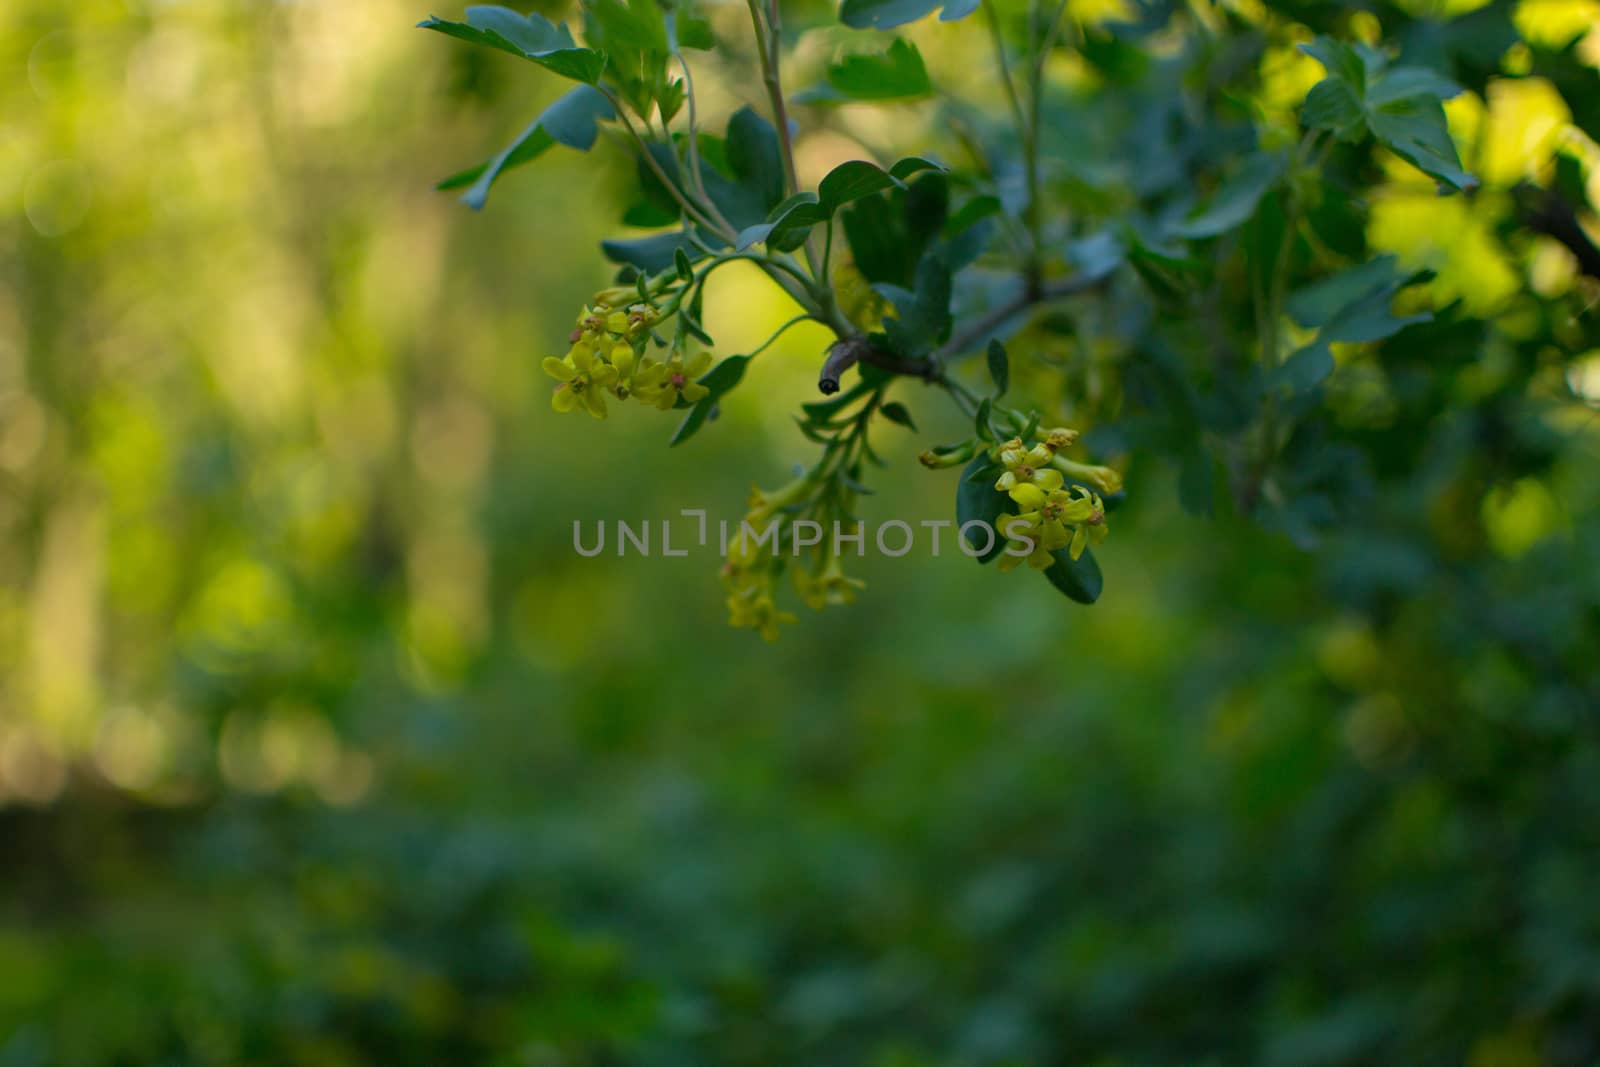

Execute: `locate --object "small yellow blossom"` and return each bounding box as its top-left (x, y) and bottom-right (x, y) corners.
top-left (1066, 489), bottom-right (1109, 560)
top-left (607, 343), bottom-right (637, 397)
top-left (542, 343), bottom-right (618, 418)
top-left (745, 474), bottom-right (816, 523)
top-left (727, 585), bottom-right (798, 641)
top-left (1051, 456), bottom-right (1123, 495)
top-left (572, 305), bottom-right (611, 346)
top-left (995, 512), bottom-right (1057, 572)
top-left (918, 441), bottom-right (976, 469)
top-left (634, 352), bottom-right (712, 410)
top-left (1008, 483), bottom-right (1094, 552)
top-left (1038, 426), bottom-right (1080, 453)
top-left (793, 555), bottom-right (866, 610)
top-left (995, 437), bottom-right (1065, 496)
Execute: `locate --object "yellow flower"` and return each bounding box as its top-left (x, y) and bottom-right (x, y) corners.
top-left (572, 304), bottom-right (611, 346)
top-left (624, 303), bottom-right (658, 337)
top-left (634, 352), bottom-right (712, 410)
top-left (727, 586), bottom-right (798, 641)
top-left (994, 437), bottom-right (1065, 496)
top-left (1051, 456), bottom-right (1123, 495)
top-left (995, 512), bottom-right (1057, 572)
top-left (542, 343), bottom-right (618, 418)
top-left (590, 286), bottom-right (634, 308)
top-left (745, 474), bottom-right (815, 524)
top-left (1066, 489), bottom-right (1109, 560)
top-left (1038, 426), bottom-right (1080, 453)
top-left (606, 343), bottom-right (637, 398)
top-left (918, 441), bottom-right (976, 469)
top-left (1008, 483), bottom-right (1093, 552)
top-left (793, 555), bottom-right (865, 610)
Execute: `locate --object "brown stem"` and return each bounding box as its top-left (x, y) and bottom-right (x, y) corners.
top-left (816, 272), bottom-right (1106, 393)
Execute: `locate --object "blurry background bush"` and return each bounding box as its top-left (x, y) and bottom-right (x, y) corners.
top-left (2, 0), bottom-right (1600, 1064)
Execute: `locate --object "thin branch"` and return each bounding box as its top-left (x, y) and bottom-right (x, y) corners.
top-left (815, 272), bottom-right (1107, 394)
top-left (982, 0), bottom-right (1028, 156)
top-left (603, 90), bottom-right (734, 242)
top-left (674, 51), bottom-right (737, 237)
top-left (937, 273), bottom-right (1106, 361)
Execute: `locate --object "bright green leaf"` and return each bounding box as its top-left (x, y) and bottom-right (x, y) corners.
top-left (419, 7), bottom-right (606, 84)
top-left (440, 85), bottom-right (614, 210)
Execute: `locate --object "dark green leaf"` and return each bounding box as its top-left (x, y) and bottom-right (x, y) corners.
top-left (973, 396), bottom-right (993, 440)
top-left (441, 85), bottom-right (614, 210)
top-left (1368, 96), bottom-right (1478, 192)
top-left (986, 339), bottom-right (1009, 397)
top-left (819, 160), bottom-right (903, 211)
top-left (798, 38), bottom-right (932, 103)
top-left (670, 11), bottom-right (715, 49)
top-left (1069, 229), bottom-right (1128, 280)
top-left (1043, 546), bottom-right (1103, 603)
top-left (722, 107), bottom-right (786, 219)
top-left (880, 401), bottom-right (917, 430)
top-left (1273, 341), bottom-right (1335, 394)
top-left (670, 354), bottom-right (750, 445)
top-left (1287, 256), bottom-right (1401, 328)
top-left (1299, 38), bottom-right (1475, 192)
top-left (419, 7), bottom-right (606, 83)
top-left (1171, 152), bottom-right (1285, 239)
top-left (602, 230), bottom-right (714, 272)
top-left (956, 455), bottom-right (1008, 563)
top-left (583, 0), bottom-right (667, 52)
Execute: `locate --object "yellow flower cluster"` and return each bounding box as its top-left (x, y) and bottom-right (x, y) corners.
top-left (543, 296), bottom-right (711, 419)
top-left (993, 429), bottom-right (1115, 571)
top-left (720, 474), bottom-right (866, 641)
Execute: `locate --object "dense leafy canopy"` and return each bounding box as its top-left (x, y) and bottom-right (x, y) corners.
top-left (3, 0), bottom-right (1600, 1063)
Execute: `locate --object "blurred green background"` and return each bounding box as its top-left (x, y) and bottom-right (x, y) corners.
top-left (4, 1), bottom-right (1600, 1064)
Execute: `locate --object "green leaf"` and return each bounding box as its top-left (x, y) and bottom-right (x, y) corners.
top-left (583, 0), bottom-right (667, 53)
top-left (1171, 152), bottom-right (1285, 239)
top-left (669, 10), bottom-right (715, 50)
top-left (956, 455), bottom-right (1008, 564)
top-left (973, 396), bottom-right (993, 440)
top-left (673, 246), bottom-right (693, 282)
top-left (799, 39), bottom-right (932, 103)
top-left (1299, 38), bottom-right (1369, 140)
top-left (1320, 291), bottom-right (1431, 344)
top-left (945, 194), bottom-right (1001, 236)
top-left (877, 254), bottom-right (951, 357)
top-left (1287, 256), bottom-right (1402, 327)
top-left (839, 0), bottom-right (979, 30)
top-left (1043, 546), bottom-right (1103, 604)
top-left (880, 401), bottom-right (917, 430)
top-left (670, 354), bottom-right (750, 446)
top-left (1287, 255), bottom-right (1431, 350)
top-left (439, 85), bottom-right (614, 210)
top-left (819, 160), bottom-right (903, 211)
top-left (602, 230), bottom-right (712, 272)
top-left (1368, 96), bottom-right (1478, 192)
top-left (723, 107), bottom-right (786, 218)
top-left (1299, 37), bottom-right (1475, 192)
top-left (1273, 342), bottom-right (1336, 394)
top-left (1069, 229), bottom-right (1128, 280)
top-left (691, 109), bottom-right (786, 231)
top-left (737, 159), bottom-right (942, 252)
top-left (986, 339), bottom-right (1009, 397)
top-left (735, 193), bottom-right (827, 251)
top-left (419, 7), bottom-right (606, 84)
